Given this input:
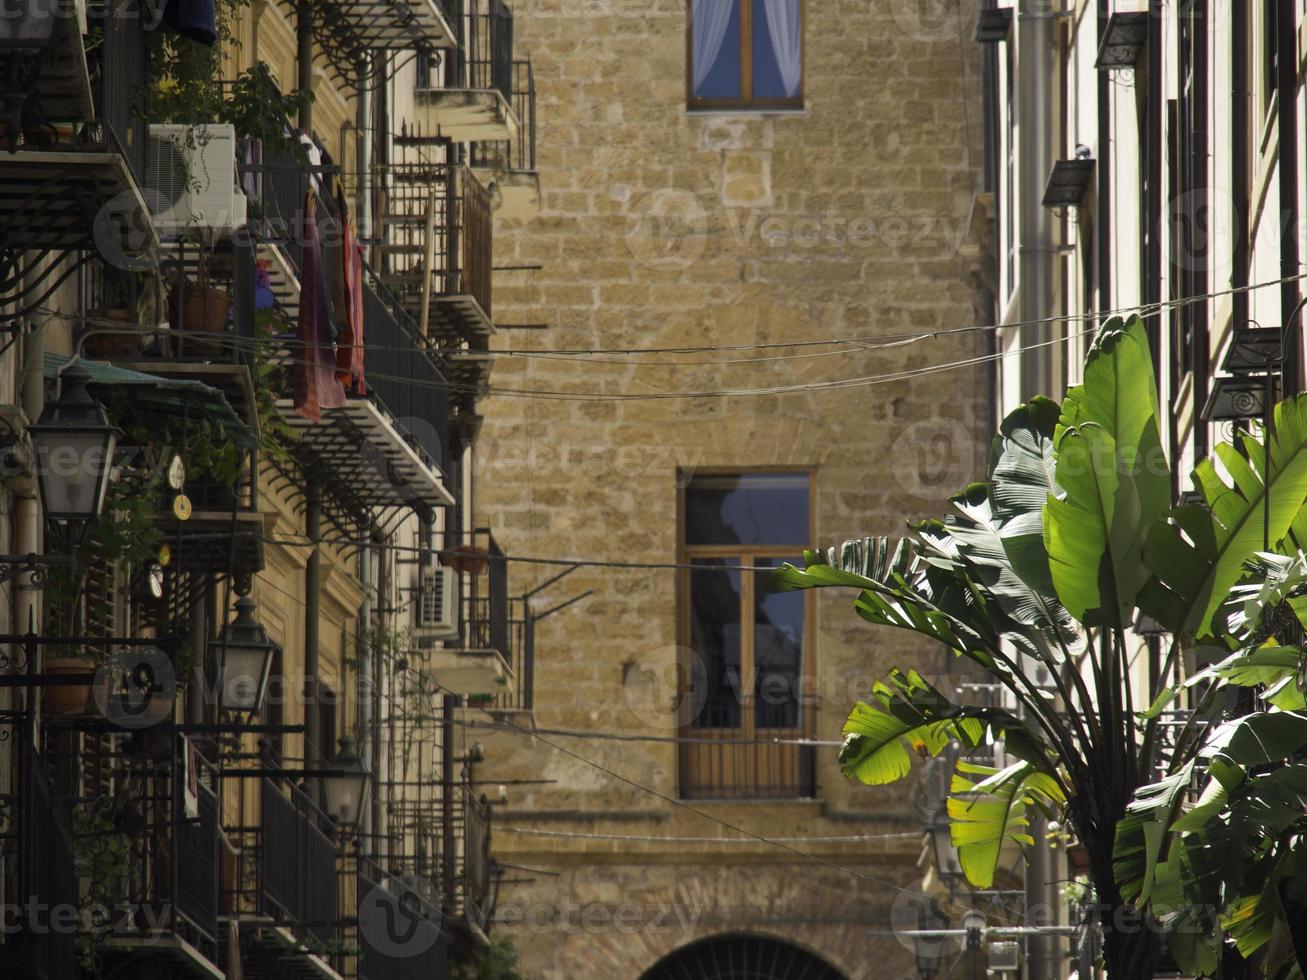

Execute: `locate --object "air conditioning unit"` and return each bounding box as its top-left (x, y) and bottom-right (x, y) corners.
top-left (144, 124), bottom-right (248, 234)
top-left (414, 566), bottom-right (459, 641)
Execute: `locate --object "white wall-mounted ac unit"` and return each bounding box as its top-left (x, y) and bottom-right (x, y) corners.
top-left (414, 566), bottom-right (459, 641)
top-left (144, 124), bottom-right (248, 234)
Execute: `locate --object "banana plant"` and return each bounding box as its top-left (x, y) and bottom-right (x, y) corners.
top-left (768, 316), bottom-right (1307, 978)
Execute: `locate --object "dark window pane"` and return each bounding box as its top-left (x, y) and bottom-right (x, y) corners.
top-left (753, 558), bottom-right (803, 728)
top-left (685, 473), bottom-right (809, 546)
top-left (751, 0), bottom-right (801, 100)
top-left (689, 559), bottom-right (742, 729)
top-left (691, 0), bottom-right (741, 100)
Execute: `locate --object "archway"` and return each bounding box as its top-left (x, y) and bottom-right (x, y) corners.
top-left (639, 934), bottom-right (850, 980)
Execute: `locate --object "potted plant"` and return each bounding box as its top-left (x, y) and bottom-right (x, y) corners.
top-left (441, 544), bottom-right (491, 575)
top-left (42, 646), bottom-right (96, 716)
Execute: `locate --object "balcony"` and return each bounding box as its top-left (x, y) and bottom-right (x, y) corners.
top-left (223, 777), bottom-right (342, 978)
top-left (300, 0), bottom-right (458, 71)
top-left (412, 0), bottom-right (518, 143)
top-left (236, 147), bottom-right (457, 517)
top-left (412, 529), bottom-right (514, 697)
top-left (469, 59), bottom-right (539, 219)
top-left (356, 862), bottom-right (447, 980)
top-left (0, 744), bottom-right (78, 979)
top-left (383, 774), bottom-right (495, 946)
top-left (14, 735), bottom-right (228, 978)
top-left (377, 162), bottom-right (494, 345)
top-left (0, 0), bottom-right (156, 265)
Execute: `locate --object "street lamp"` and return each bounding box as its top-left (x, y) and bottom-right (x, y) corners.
top-left (213, 597), bottom-right (278, 713)
top-left (28, 365), bottom-right (118, 523)
top-left (322, 734), bottom-right (370, 831)
top-left (927, 817), bottom-right (964, 892)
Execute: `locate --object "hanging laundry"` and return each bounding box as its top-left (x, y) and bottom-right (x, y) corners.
top-left (293, 191), bottom-right (346, 422)
top-left (254, 259), bottom-right (276, 311)
top-left (335, 186), bottom-right (366, 395)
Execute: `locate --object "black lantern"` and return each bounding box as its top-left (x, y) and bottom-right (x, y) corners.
top-left (214, 597), bottom-right (278, 713)
top-left (28, 365), bottom-right (119, 523)
top-left (928, 817), bottom-right (964, 888)
top-left (1095, 11), bottom-right (1149, 69)
top-left (323, 734), bottom-right (370, 829)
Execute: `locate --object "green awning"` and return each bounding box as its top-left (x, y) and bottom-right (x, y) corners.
top-left (43, 354), bottom-right (259, 451)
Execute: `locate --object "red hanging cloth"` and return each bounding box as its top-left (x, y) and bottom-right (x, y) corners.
top-left (293, 191), bottom-right (347, 421)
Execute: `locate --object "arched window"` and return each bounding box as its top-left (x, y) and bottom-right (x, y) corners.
top-left (640, 934), bottom-right (848, 980)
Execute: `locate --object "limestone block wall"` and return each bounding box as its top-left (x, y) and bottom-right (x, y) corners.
top-left (467, 1), bottom-right (990, 975)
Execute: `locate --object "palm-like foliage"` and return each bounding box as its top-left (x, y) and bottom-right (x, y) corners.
top-left (769, 317), bottom-right (1307, 977)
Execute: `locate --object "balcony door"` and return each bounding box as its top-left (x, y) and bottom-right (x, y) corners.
top-left (677, 472), bottom-right (815, 799)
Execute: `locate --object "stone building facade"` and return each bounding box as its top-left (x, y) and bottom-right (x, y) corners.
top-left (473, 2), bottom-right (992, 977)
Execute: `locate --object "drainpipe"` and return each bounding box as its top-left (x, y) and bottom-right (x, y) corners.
top-left (441, 692), bottom-right (457, 912)
top-left (356, 53), bottom-right (372, 242)
top-left (187, 591), bottom-right (206, 724)
top-left (373, 527), bottom-right (388, 863)
top-left (15, 297), bottom-right (44, 737)
top-left (357, 529), bottom-right (372, 859)
top-left (1016, 6), bottom-right (1056, 979)
top-left (305, 475), bottom-right (321, 778)
top-left (1276, 0), bottom-right (1301, 391)
top-left (297, 0), bottom-right (314, 134)
top-left (1017, 3), bottom-right (1057, 401)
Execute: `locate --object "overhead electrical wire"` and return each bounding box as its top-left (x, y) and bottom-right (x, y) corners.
top-left (479, 710), bottom-right (951, 902)
top-left (496, 827), bottom-right (921, 845)
top-left (37, 271), bottom-right (1305, 363)
top-left (453, 717), bottom-right (844, 747)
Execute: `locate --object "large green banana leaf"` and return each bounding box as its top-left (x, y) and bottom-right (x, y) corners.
top-left (1044, 318), bottom-right (1171, 627)
top-left (947, 759), bottom-right (1065, 889)
top-left (1141, 393), bottom-right (1307, 639)
top-left (988, 395), bottom-right (1063, 600)
top-left (839, 669), bottom-right (999, 785)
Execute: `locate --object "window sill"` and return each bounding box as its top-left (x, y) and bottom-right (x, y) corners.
top-left (684, 107), bottom-right (808, 118)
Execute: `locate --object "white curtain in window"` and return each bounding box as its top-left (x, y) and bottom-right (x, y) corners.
top-left (692, 0), bottom-right (735, 93)
top-left (761, 0), bottom-right (801, 97)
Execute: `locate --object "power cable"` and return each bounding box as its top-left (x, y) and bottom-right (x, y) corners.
top-left (482, 710), bottom-right (941, 898)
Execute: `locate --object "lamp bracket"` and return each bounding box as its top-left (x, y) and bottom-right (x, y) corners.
top-left (0, 553), bottom-right (70, 586)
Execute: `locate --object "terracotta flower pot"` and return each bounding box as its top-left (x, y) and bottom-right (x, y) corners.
top-left (42, 657), bottom-right (95, 716)
top-left (178, 285), bottom-right (233, 357)
top-left (83, 309), bottom-right (144, 359)
top-left (440, 544), bottom-right (490, 575)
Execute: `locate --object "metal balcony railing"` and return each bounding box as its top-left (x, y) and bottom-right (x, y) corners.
top-left (7, 744), bottom-right (78, 980)
top-left (93, 0), bottom-right (149, 185)
top-left (461, 528), bottom-right (508, 656)
top-left (356, 862), bottom-right (448, 980)
top-left (458, 0), bottom-right (514, 102)
top-left (258, 777), bottom-right (340, 950)
top-left (376, 161), bottom-right (493, 335)
top-left (469, 58), bottom-right (536, 173)
top-left (241, 145), bottom-right (454, 475)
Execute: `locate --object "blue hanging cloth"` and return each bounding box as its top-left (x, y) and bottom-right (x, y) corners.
top-left (162, 0), bottom-right (218, 45)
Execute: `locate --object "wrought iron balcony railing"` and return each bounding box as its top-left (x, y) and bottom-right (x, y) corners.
top-left (376, 162), bottom-right (494, 344)
top-left (0, 0), bottom-right (157, 273)
top-left (469, 58), bottom-right (536, 175)
top-left (463, 0), bottom-right (514, 104)
top-left (232, 777), bottom-right (341, 952)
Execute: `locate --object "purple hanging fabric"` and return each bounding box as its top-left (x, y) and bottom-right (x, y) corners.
top-left (293, 192), bottom-right (346, 422)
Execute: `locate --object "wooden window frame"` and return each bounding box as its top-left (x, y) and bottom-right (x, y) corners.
top-left (675, 468), bottom-right (817, 798)
top-left (686, 0), bottom-right (805, 111)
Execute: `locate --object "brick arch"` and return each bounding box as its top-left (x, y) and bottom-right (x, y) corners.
top-left (639, 933), bottom-right (850, 980)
